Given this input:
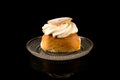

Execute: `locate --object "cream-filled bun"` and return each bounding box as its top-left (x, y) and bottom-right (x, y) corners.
top-left (41, 17), bottom-right (81, 52)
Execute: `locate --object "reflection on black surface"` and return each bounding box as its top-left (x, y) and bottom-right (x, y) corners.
top-left (28, 52), bottom-right (90, 80)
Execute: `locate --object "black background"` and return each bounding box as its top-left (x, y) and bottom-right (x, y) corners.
top-left (24, 9), bottom-right (98, 80)
top-left (2, 3), bottom-right (108, 79)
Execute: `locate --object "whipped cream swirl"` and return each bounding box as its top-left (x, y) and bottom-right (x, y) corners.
top-left (42, 18), bottom-right (78, 38)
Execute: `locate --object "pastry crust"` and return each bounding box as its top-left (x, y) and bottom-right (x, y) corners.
top-left (41, 33), bottom-right (81, 52)
top-left (48, 17), bottom-right (72, 26)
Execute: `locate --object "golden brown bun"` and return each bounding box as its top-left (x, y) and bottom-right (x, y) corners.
top-left (41, 33), bottom-right (81, 52)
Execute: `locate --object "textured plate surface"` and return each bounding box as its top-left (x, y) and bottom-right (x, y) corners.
top-left (26, 36), bottom-right (93, 61)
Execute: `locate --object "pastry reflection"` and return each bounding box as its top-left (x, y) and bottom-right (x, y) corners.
top-left (29, 53), bottom-right (88, 78)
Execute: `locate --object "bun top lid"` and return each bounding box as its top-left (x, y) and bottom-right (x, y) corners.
top-left (42, 17), bottom-right (78, 38)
